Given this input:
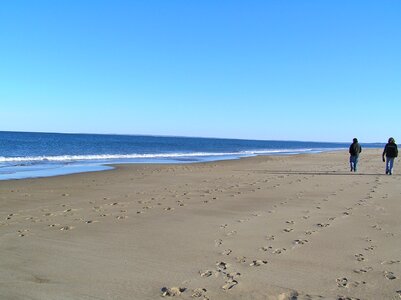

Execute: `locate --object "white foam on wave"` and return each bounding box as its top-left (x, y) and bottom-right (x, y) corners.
top-left (0, 148), bottom-right (321, 163)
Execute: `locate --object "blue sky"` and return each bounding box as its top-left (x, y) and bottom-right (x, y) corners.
top-left (0, 1), bottom-right (400, 142)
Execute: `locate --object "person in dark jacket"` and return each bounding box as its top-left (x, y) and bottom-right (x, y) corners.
top-left (349, 138), bottom-right (362, 172)
top-left (382, 137), bottom-right (398, 175)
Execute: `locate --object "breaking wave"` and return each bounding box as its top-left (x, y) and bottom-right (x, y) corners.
top-left (0, 148), bottom-right (321, 163)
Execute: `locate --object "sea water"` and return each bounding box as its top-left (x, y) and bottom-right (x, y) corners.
top-left (0, 131), bottom-right (382, 180)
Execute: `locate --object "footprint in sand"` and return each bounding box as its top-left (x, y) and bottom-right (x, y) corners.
top-left (336, 277), bottom-right (348, 288)
top-left (192, 288), bottom-right (208, 298)
top-left (60, 226), bottom-right (73, 231)
top-left (266, 235), bottom-right (275, 240)
top-left (216, 261), bottom-right (229, 271)
top-left (283, 228), bottom-right (294, 233)
top-left (371, 224), bottom-right (382, 231)
top-left (235, 256), bottom-right (247, 264)
top-left (316, 223), bottom-right (330, 228)
top-left (353, 267), bottom-right (373, 274)
top-left (161, 287), bottom-right (186, 297)
top-left (381, 260), bottom-right (400, 265)
top-left (215, 239), bottom-right (223, 247)
top-left (17, 229), bottom-right (29, 237)
top-left (200, 270), bottom-right (217, 278)
top-left (250, 260), bottom-right (268, 267)
top-left (272, 248), bottom-right (286, 254)
top-left (384, 271), bottom-right (397, 280)
top-left (85, 220), bottom-right (98, 224)
top-left (260, 246), bottom-right (273, 252)
top-left (354, 254), bottom-right (365, 262)
top-left (48, 224), bottom-right (60, 228)
top-left (222, 279), bottom-right (238, 290)
top-left (226, 230), bottom-right (237, 236)
top-left (221, 249), bottom-right (232, 256)
top-left (350, 280), bottom-right (366, 288)
top-left (337, 296), bottom-right (362, 300)
top-left (293, 239), bottom-right (308, 245)
top-left (286, 220), bottom-right (295, 224)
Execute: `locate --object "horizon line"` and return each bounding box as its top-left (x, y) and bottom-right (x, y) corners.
top-left (0, 130), bottom-right (384, 145)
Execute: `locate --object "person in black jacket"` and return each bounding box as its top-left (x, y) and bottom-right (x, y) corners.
top-left (382, 137), bottom-right (398, 175)
top-left (349, 138), bottom-right (362, 172)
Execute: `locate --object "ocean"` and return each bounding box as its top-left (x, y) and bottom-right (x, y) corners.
top-left (0, 131), bottom-right (382, 180)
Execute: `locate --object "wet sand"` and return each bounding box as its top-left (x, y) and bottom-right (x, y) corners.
top-left (1, 149), bottom-right (401, 300)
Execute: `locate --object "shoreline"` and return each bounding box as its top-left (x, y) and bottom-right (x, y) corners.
top-left (0, 148), bottom-right (364, 182)
top-left (1, 149), bottom-right (400, 299)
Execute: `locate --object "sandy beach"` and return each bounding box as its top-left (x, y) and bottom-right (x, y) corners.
top-left (1, 149), bottom-right (400, 300)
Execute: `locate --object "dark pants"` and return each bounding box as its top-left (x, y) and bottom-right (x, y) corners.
top-left (385, 157), bottom-right (395, 174)
top-left (350, 155), bottom-right (358, 172)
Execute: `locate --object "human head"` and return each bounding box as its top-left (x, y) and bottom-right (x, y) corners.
top-left (388, 137), bottom-right (395, 143)
top-left (353, 138), bottom-right (358, 143)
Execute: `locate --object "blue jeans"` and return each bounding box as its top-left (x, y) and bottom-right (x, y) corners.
top-left (385, 157), bottom-right (395, 174)
top-left (350, 156), bottom-right (358, 171)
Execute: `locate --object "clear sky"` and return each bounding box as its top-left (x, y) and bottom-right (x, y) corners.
top-left (0, 1), bottom-right (400, 143)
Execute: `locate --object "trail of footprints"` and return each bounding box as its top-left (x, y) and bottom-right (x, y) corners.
top-left (196, 173), bottom-right (401, 298)
top-left (2, 172), bottom-right (292, 237)
top-left (197, 178), bottom-right (312, 294)
top-left (200, 176), bottom-right (332, 293)
top-left (336, 176), bottom-right (401, 299)
top-left (4, 171), bottom-right (401, 298)
top-left (5, 184), bottom-right (219, 237)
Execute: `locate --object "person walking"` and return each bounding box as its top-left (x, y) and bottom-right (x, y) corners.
top-left (349, 138), bottom-right (362, 172)
top-left (382, 137), bottom-right (398, 175)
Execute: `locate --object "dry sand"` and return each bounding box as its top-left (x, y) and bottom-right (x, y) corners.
top-left (1, 149), bottom-right (401, 300)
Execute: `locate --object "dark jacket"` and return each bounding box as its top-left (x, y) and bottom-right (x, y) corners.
top-left (349, 142), bottom-right (362, 156)
top-left (383, 143), bottom-right (398, 158)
